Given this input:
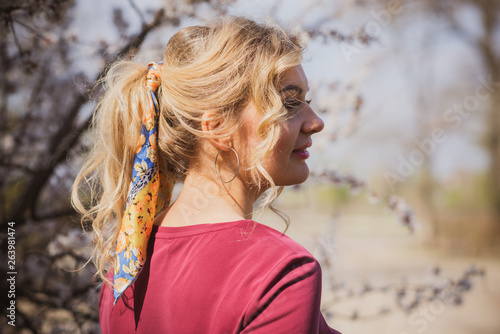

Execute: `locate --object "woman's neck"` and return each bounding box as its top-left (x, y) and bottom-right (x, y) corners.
top-left (155, 171), bottom-right (263, 227)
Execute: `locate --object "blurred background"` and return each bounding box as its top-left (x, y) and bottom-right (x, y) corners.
top-left (0, 0), bottom-right (499, 333)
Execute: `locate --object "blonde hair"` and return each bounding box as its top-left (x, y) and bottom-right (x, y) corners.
top-left (71, 16), bottom-right (304, 284)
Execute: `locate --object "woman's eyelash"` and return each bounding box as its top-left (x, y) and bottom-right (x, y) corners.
top-left (284, 99), bottom-right (301, 108)
top-left (284, 98), bottom-right (312, 110)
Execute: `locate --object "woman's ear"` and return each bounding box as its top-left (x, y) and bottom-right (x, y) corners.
top-left (201, 110), bottom-right (232, 151)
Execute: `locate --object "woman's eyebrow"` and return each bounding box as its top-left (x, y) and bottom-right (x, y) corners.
top-left (279, 84), bottom-right (310, 94)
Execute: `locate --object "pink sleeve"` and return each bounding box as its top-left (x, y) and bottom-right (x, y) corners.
top-left (240, 255), bottom-right (341, 334)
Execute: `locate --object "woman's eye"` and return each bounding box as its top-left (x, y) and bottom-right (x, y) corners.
top-left (283, 98), bottom-right (312, 111)
top-left (283, 99), bottom-right (302, 110)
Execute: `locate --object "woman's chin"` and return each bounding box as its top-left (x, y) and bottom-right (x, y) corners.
top-left (275, 165), bottom-right (310, 186)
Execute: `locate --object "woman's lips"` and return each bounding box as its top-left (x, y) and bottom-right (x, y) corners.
top-left (293, 141), bottom-right (312, 151)
top-left (292, 140), bottom-right (312, 159)
top-left (292, 149), bottom-right (310, 159)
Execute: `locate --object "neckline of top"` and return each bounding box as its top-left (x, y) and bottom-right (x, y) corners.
top-left (151, 219), bottom-right (260, 238)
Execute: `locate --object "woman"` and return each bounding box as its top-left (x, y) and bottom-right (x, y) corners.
top-left (72, 15), bottom-right (341, 333)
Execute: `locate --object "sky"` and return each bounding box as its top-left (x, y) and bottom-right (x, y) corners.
top-left (71, 0), bottom-right (493, 188)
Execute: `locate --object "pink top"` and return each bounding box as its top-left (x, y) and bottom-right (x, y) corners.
top-left (99, 219), bottom-right (341, 333)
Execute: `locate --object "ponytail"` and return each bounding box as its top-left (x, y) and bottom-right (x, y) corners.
top-left (71, 61), bottom-right (151, 285)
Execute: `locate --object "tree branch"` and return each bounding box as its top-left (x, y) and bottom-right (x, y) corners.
top-left (5, 9), bottom-right (167, 226)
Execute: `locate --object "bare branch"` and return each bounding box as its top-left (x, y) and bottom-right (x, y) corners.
top-left (12, 17), bottom-right (53, 44)
top-left (127, 0), bottom-right (146, 26)
top-left (7, 14), bottom-right (25, 57)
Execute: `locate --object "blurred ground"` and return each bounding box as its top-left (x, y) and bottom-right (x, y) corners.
top-left (258, 188), bottom-right (500, 334)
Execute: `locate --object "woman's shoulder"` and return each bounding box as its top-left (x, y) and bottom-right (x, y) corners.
top-left (227, 220), bottom-right (321, 277)
top-left (230, 222), bottom-right (331, 333)
top-left (242, 220), bottom-right (314, 256)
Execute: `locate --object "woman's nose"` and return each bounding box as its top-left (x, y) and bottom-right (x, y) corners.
top-left (303, 108), bottom-right (325, 134)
